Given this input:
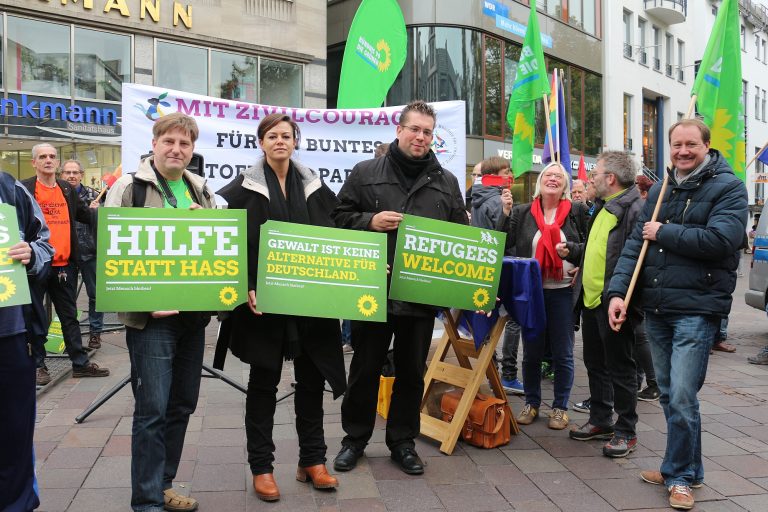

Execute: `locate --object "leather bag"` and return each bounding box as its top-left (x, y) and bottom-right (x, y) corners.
top-left (440, 390), bottom-right (511, 449)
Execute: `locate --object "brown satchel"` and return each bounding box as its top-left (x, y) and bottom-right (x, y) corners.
top-left (440, 390), bottom-right (512, 449)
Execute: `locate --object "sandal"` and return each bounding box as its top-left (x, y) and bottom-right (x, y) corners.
top-left (712, 341), bottom-right (736, 353)
top-left (163, 489), bottom-right (198, 512)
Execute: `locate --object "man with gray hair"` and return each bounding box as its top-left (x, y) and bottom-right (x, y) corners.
top-left (557, 150), bottom-right (642, 458)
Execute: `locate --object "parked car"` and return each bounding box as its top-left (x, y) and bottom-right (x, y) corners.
top-left (746, 208), bottom-right (768, 311)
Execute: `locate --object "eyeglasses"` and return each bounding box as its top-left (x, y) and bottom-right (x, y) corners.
top-left (400, 124), bottom-right (434, 138)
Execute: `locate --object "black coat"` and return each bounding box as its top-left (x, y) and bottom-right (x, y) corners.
top-left (216, 159), bottom-right (346, 398)
top-left (332, 148), bottom-right (468, 317)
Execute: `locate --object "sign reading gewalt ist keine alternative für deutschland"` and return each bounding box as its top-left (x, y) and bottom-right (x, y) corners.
top-left (96, 208), bottom-right (248, 312)
top-left (256, 221), bottom-right (387, 322)
top-left (389, 215), bottom-right (506, 311)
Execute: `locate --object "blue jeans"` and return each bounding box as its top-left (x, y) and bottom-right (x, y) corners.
top-left (522, 287), bottom-right (575, 410)
top-left (77, 258), bottom-right (103, 333)
top-left (126, 314), bottom-right (208, 512)
top-left (645, 313), bottom-right (718, 487)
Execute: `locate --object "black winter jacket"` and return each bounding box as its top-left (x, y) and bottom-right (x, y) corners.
top-left (74, 184), bottom-right (99, 260)
top-left (607, 150), bottom-right (748, 317)
top-left (471, 183), bottom-right (505, 231)
top-left (332, 146), bottom-right (468, 318)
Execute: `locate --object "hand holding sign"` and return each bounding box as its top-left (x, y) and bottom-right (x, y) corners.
top-left (500, 189), bottom-right (514, 216)
top-left (370, 211), bottom-right (403, 232)
top-left (7, 241), bottom-right (32, 265)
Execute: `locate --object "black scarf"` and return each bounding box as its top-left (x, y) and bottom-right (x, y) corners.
top-left (263, 161), bottom-right (310, 360)
top-left (388, 138), bottom-right (435, 191)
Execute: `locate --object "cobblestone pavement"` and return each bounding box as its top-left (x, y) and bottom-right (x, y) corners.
top-left (34, 255), bottom-right (768, 511)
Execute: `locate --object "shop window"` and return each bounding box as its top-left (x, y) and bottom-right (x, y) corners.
top-left (74, 27), bottom-right (130, 101)
top-left (156, 41), bottom-right (208, 96)
top-left (484, 36), bottom-right (502, 138)
top-left (584, 72), bottom-right (602, 154)
top-left (212, 51), bottom-right (258, 102)
top-left (260, 59), bottom-right (302, 107)
top-left (7, 16), bottom-right (70, 96)
top-left (504, 42), bottom-right (521, 142)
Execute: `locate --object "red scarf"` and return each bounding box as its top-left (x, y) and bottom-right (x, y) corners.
top-left (531, 197), bottom-right (571, 281)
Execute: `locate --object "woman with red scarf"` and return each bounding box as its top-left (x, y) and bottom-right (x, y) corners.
top-left (497, 163), bottom-right (588, 430)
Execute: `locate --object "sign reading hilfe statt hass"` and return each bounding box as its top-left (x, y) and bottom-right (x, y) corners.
top-left (389, 215), bottom-right (506, 311)
top-left (96, 208), bottom-right (248, 312)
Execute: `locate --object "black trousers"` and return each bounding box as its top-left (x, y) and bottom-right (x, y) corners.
top-left (634, 319), bottom-right (657, 386)
top-left (30, 264), bottom-right (88, 368)
top-left (581, 305), bottom-right (638, 436)
top-left (341, 314), bottom-right (434, 451)
top-left (245, 354), bottom-right (327, 475)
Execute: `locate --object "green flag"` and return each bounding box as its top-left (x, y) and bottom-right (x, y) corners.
top-left (691, 0), bottom-right (745, 181)
top-left (507, 5), bottom-right (551, 177)
top-left (337, 0), bottom-right (407, 108)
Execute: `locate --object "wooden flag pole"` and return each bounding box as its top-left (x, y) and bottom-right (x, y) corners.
top-left (553, 69), bottom-right (560, 164)
top-left (746, 140), bottom-right (768, 171)
top-left (623, 95), bottom-right (697, 309)
top-left (543, 92), bottom-right (556, 160)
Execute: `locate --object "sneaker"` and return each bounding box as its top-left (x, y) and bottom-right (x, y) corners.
top-left (548, 408), bottom-right (569, 430)
top-left (639, 470), bottom-right (703, 489)
top-left (72, 362), bottom-right (110, 378)
top-left (572, 398), bottom-right (591, 413)
top-left (668, 484), bottom-right (694, 510)
top-left (36, 367), bottom-right (52, 386)
top-left (748, 349), bottom-right (768, 365)
top-left (88, 333), bottom-right (102, 350)
top-left (501, 378), bottom-right (524, 395)
top-left (516, 404), bottom-right (538, 425)
top-left (638, 385), bottom-right (661, 401)
top-left (342, 344), bottom-right (354, 354)
top-left (602, 435), bottom-right (637, 458)
top-left (569, 422), bottom-right (614, 441)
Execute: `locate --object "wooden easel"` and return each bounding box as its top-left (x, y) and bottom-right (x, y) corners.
top-left (419, 309), bottom-right (519, 455)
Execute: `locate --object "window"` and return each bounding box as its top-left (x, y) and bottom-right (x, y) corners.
top-left (623, 10), bottom-right (633, 59)
top-left (536, 0), bottom-right (561, 19)
top-left (211, 51), bottom-right (258, 102)
top-left (677, 40), bottom-right (685, 81)
top-left (762, 89), bottom-right (767, 122)
top-left (665, 33), bottom-right (674, 77)
top-left (156, 41), bottom-right (207, 95)
top-left (260, 59), bottom-right (302, 107)
top-left (743, 80), bottom-right (748, 119)
top-left (763, 40), bottom-right (767, 64)
top-left (484, 35), bottom-right (503, 138)
top-left (7, 16), bottom-right (70, 95)
top-left (536, 1), bottom-right (597, 36)
top-left (756, 86), bottom-right (761, 120)
top-left (652, 26), bottom-right (661, 71)
top-left (638, 18), bottom-right (647, 65)
top-left (757, 34), bottom-right (762, 60)
top-left (584, 71), bottom-right (602, 154)
top-left (623, 94), bottom-right (632, 150)
top-left (569, 0), bottom-right (584, 31)
top-left (74, 28), bottom-right (130, 101)
top-left (742, 25), bottom-right (746, 51)
top-left (504, 41), bottom-right (522, 142)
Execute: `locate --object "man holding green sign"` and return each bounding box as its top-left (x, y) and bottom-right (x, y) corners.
top-left (332, 100), bottom-right (468, 476)
top-left (105, 113), bottom-right (216, 512)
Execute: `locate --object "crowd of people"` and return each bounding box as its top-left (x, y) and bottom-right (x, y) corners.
top-left (0, 103), bottom-right (759, 512)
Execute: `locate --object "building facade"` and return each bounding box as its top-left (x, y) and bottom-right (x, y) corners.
top-left (0, 0), bottom-right (327, 183)
top-left (327, 0), bottom-right (604, 202)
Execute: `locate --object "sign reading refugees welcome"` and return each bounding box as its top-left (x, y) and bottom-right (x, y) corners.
top-left (389, 215), bottom-right (506, 311)
top-left (256, 221), bottom-right (387, 321)
top-left (0, 204), bottom-right (32, 307)
top-left (96, 208), bottom-right (248, 311)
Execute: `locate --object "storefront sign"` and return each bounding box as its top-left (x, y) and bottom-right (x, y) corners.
top-left (0, 95), bottom-right (117, 126)
top-left (122, 84), bottom-right (467, 197)
top-left (482, 1), bottom-right (553, 48)
top-left (389, 215), bottom-right (506, 311)
top-left (0, 204), bottom-right (32, 307)
top-left (96, 207), bottom-right (247, 312)
top-left (36, 0), bottom-right (193, 29)
top-left (256, 221), bottom-right (387, 322)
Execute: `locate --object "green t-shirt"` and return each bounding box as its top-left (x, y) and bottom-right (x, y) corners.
top-left (163, 178), bottom-right (193, 209)
top-left (582, 189), bottom-right (625, 309)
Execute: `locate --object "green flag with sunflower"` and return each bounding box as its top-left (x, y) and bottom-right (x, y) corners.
top-left (507, 5), bottom-right (551, 177)
top-left (691, 0), bottom-right (745, 181)
top-left (337, 0), bottom-right (407, 108)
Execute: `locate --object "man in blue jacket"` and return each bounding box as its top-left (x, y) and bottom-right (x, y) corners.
top-left (607, 119), bottom-right (748, 511)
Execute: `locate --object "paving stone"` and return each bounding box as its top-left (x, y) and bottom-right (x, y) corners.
top-left (81, 456), bottom-right (131, 488)
top-left (376, 479), bottom-right (443, 511)
top-left (202, 413), bottom-right (245, 429)
top-left (197, 445), bottom-right (247, 465)
top-left (246, 492), bottom-right (316, 512)
top-left (528, 471), bottom-right (593, 495)
top-left (193, 490), bottom-right (246, 511)
top-left (462, 446), bottom-right (511, 466)
top-left (59, 427), bottom-right (112, 448)
top-left (433, 483), bottom-right (509, 512)
top-left (547, 490), bottom-right (616, 512)
top-left (102, 435), bottom-right (132, 456)
top-left (504, 448), bottom-right (566, 473)
top-left (36, 487), bottom-right (76, 512)
top-left (191, 463), bottom-right (246, 491)
top-left (199, 427), bottom-right (246, 446)
top-left (368, 457), bottom-right (425, 481)
top-left (68, 487), bottom-right (132, 512)
top-left (559, 455), bottom-right (631, 480)
top-left (42, 447), bottom-right (101, 469)
top-left (707, 414), bottom-right (762, 429)
top-left (703, 470), bottom-right (767, 497)
top-left (728, 495), bottom-right (768, 511)
top-left (710, 455), bottom-right (768, 478)
top-left (532, 435), bottom-right (603, 458)
top-left (338, 497), bottom-right (388, 512)
top-left (701, 433), bottom-right (750, 457)
top-left (477, 464), bottom-right (528, 486)
top-left (37, 467), bottom-right (90, 489)
top-left (35, 441), bottom-right (58, 462)
top-left (334, 471), bottom-right (380, 500)
top-left (586, 476), bottom-right (669, 510)
top-left (703, 422), bottom-right (750, 439)
top-left (693, 500), bottom-right (751, 511)
top-left (423, 455), bottom-right (486, 485)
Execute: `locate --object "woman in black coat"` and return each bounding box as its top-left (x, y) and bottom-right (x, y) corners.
top-left (217, 113), bottom-right (345, 502)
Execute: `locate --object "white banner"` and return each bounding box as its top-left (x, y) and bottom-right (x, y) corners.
top-left (122, 84), bottom-right (467, 198)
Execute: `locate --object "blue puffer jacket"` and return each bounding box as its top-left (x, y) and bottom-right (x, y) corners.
top-left (607, 149), bottom-right (748, 317)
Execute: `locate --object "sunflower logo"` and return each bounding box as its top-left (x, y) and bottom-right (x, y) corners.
top-left (472, 288), bottom-right (490, 309)
top-left (0, 276), bottom-right (17, 302)
top-left (357, 294), bottom-right (378, 317)
top-left (376, 39), bottom-right (392, 72)
top-left (219, 286), bottom-right (238, 306)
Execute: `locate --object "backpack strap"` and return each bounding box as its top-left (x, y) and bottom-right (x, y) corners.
top-left (131, 176), bottom-right (148, 208)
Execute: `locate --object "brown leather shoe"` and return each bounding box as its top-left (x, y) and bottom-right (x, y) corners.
top-left (252, 473), bottom-right (280, 501)
top-left (88, 333), bottom-right (102, 350)
top-left (296, 464), bottom-right (338, 489)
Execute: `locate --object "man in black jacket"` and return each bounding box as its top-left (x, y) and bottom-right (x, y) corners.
top-left (607, 119), bottom-right (748, 510)
top-left (561, 151), bottom-right (642, 458)
top-left (22, 143), bottom-right (108, 384)
top-left (332, 101), bottom-right (467, 475)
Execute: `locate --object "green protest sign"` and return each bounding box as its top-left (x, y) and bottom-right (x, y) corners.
top-left (0, 203), bottom-right (32, 307)
top-left (389, 214), bottom-right (506, 311)
top-left (45, 310), bottom-right (81, 354)
top-left (96, 207), bottom-right (248, 312)
top-left (256, 220), bottom-right (387, 321)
